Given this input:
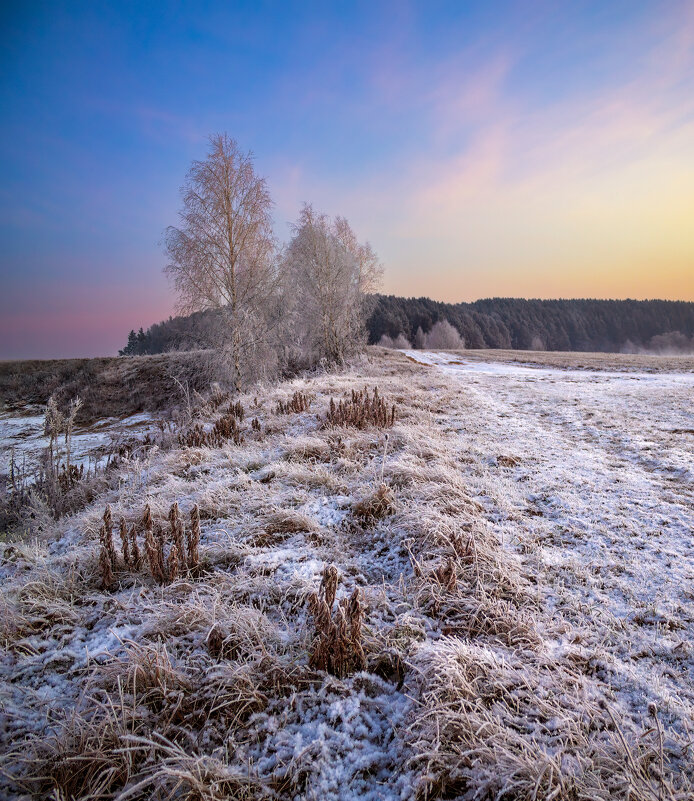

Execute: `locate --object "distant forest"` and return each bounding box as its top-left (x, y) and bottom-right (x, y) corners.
top-left (121, 296), bottom-right (694, 356)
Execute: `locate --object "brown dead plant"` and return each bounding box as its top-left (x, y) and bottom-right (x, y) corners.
top-left (187, 504), bottom-right (201, 570)
top-left (178, 405), bottom-right (243, 448)
top-left (325, 386), bottom-right (396, 429)
top-left (307, 565), bottom-right (366, 678)
top-left (276, 390), bottom-right (311, 414)
top-left (97, 502), bottom-right (201, 588)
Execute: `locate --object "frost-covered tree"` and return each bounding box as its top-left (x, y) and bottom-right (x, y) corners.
top-left (426, 319), bottom-right (464, 349)
top-left (283, 204), bottom-right (382, 364)
top-left (378, 332), bottom-right (410, 349)
top-left (414, 326), bottom-right (427, 349)
top-left (163, 134), bottom-right (277, 391)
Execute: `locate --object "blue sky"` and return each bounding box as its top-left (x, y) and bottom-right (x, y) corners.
top-left (1, 1), bottom-right (693, 357)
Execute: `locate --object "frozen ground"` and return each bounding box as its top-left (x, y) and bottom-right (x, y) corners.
top-left (407, 350), bottom-right (694, 737)
top-left (0, 409), bottom-right (157, 475)
top-left (1, 348), bottom-right (692, 800)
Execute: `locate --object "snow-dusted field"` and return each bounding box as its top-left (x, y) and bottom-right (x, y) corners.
top-left (1, 348), bottom-right (692, 800)
top-left (407, 351), bottom-right (694, 735)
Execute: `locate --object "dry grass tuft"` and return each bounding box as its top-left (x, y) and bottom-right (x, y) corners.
top-left (407, 636), bottom-right (686, 801)
top-left (264, 510), bottom-right (318, 536)
top-left (433, 556), bottom-right (457, 593)
top-left (13, 703), bottom-right (148, 800)
top-left (352, 482), bottom-right (396, 522)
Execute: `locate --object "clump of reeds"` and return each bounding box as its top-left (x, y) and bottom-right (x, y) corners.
top-left (325, 386), bottom-right (396, 429)
top-left (276, 390), bottom-right (311, 414)
top-left (98, 505), bottom-right (117, 589)
top-left (208, 386), bottom-right (230, 411)
top-left (251, 417), bottom-right (261, 432)
top-left (97, 501), bottom-right (201, 588)
top-left (177, 423), bottom-right (208, 448)
top-left (168, 502), bottom-right (187, 578)
top-left (58, 463), bottom-right (84, 492)
top-left (227, 400), bottom-right (244, 420)
top-left (212, 412), bottom-right (242, 444)
top-left (307, 565), bottom-right (366, 678)
top-left (178, 409), bottom-right (243, 448)
top-left (119, 515), bottom-right (130, 566)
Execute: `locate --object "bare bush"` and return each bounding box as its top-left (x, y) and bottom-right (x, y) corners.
top-left (379, 333), bottom-right (411, 349)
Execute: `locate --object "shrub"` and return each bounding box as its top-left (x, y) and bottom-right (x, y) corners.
top-left (425, 319), bottom-right (464, 349)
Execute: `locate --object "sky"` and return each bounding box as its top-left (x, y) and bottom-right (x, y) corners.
top-left (1, 1), bottom-right (693, 358)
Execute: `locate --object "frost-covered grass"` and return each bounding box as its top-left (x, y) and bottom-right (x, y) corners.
top-left (1, 348), bottom-right (692, 800)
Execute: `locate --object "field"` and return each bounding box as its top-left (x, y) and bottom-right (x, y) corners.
top-left (1, 348), bottom-right (693, 799)
top-left (454, 348), bottom-right (694, 373)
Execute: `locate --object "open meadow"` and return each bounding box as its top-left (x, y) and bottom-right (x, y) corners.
top-left (1, 348), bottom-right (693, 800)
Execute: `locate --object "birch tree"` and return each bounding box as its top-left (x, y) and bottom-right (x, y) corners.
top-left (163, 134), bottom-right (276, 391)
top-left (283, 204), bottom-right (382, 364)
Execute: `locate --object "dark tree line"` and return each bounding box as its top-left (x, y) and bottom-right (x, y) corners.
top-left (120, 310), bottom-right (228, 356)
top-left (368, 296), bottom-right (694, 352)
top-left (122, 295), bottom-right (694, 356)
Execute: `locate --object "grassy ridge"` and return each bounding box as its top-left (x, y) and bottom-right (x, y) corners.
top-left (0, 351), bottom-right (223, 422)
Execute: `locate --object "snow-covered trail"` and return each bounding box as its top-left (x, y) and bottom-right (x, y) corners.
top-left (408, 350), bottom-right (694, 736)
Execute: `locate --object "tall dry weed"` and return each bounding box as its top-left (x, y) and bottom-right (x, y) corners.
top-left (325, 386), bottom-right (396, 429)
top-left (307, 565), bottom-right (366, 678)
